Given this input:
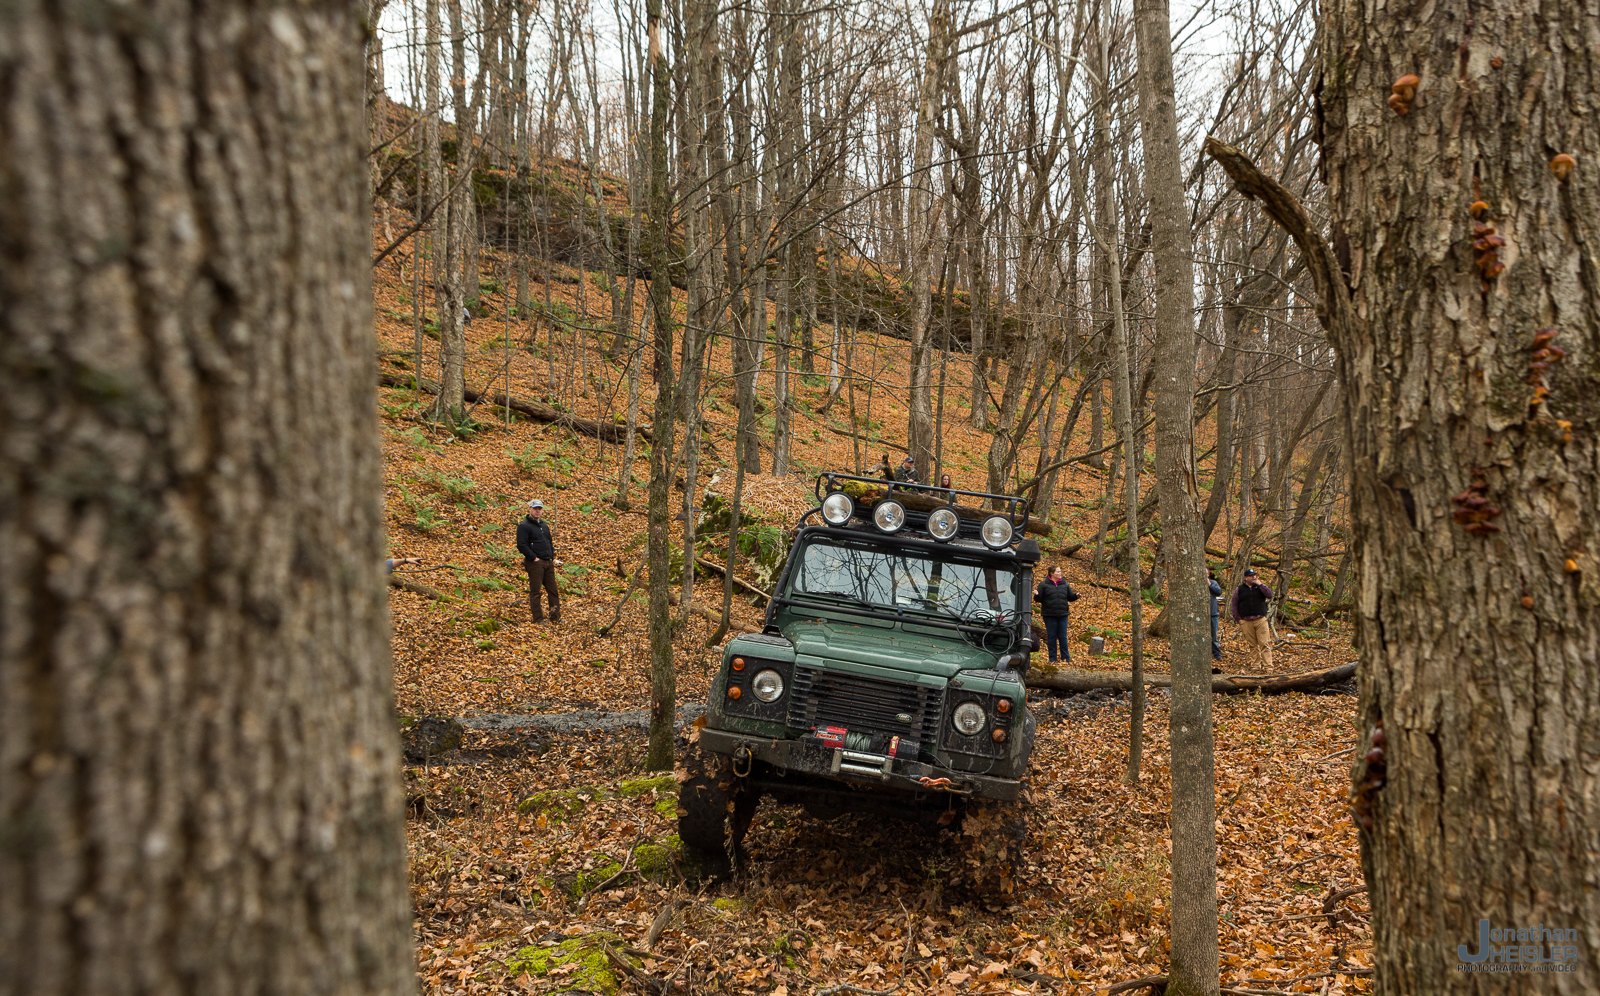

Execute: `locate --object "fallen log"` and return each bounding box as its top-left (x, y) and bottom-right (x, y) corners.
top-left (668, 591), bottom-right (762, 632)
top-left (388, 574), bottom-right (457, 603)
top-left (379, 370), bottom-right (651, 444)
top-left (692, 555), bottom-right (772, 601)
top-left (1025, 661), bottom-right (1356, 695)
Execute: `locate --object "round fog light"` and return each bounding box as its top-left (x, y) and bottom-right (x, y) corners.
top-left (727, 686), bottom-right (742, 700)
top-left (992, 728), bottom-right (1007, 743)
top-left (927, 506), bottom-right (960, 541)
top-left (952, 702), bottom-right (986, 735)
top-left (752, 669), bottom-right (785, 702)
top-left (821, 492), bottom-right (854, 525)
top-left (873, 500), bottom-right (906, 533)
top-left (980, 515), bottom-right (1014, 549)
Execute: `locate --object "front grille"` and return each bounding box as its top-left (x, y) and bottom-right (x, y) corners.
top-left (787, 665), bottom-right (943, 744)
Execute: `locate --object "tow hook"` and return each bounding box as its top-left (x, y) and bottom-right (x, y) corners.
top-left (732, 745), bottom-right (754, 777)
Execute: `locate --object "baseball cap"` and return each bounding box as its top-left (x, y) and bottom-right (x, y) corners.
top-left (528, 499), bottom-right (544, 510)
top-left (1243, 568), bottom-right (1257, 577)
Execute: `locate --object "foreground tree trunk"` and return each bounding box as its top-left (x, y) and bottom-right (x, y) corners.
top-left (1133, 0), bottom-right (1216, 991)
top-left (0, 3), bottom-right (413, 994)
top-left (1211, 1), bottom-right (1600, 988)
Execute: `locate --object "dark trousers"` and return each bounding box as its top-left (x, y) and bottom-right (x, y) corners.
top-left (1043, 615), bottom-right (1070, 662)
top-left (525, 559), bottom-right (561, 621)
top-left (1211, 613), bottom-right (1221, 659)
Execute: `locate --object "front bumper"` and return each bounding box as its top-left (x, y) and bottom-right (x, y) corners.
top-left (696, 727), bottom-right (1024, 802)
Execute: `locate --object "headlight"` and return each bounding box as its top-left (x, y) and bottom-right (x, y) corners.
top-left (926, 506), bottom-right (960, 540)
top-left (980, 515), bottom-right (1014, 549)
top-left (751, 669), bottom-right (785, 703)
top-left (821, 492), bottom-right (854, 525)
top-left (952, 701), bottom-right (986, 735)
top-left (873, 500), bottom-right (906, 533)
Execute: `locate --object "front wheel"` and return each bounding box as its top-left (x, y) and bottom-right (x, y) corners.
top-left (676, 744), bottom-right (759, 874)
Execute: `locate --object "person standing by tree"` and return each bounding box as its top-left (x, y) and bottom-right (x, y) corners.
top-left (1034, 565), bottom-right (1080, 664)
top-left (1208, 569), bottom-right (1224, 662)
top-left (517, 499), bottom-right (562, 623)
top-left (1229, 568), bottom-right (1273, 670)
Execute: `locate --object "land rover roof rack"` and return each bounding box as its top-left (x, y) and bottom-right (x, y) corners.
top-left (803, 473), bottom-right (1032, 550)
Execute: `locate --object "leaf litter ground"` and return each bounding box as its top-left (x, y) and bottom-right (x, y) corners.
top-left (372, 216), bottom-right (1369, 994)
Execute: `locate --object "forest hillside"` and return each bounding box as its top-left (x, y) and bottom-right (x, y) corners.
top-left (373, 142), bottom-right (1370, 994)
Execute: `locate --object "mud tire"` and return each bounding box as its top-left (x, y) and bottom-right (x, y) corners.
top-left (675, 743), bottom-right (758, 878)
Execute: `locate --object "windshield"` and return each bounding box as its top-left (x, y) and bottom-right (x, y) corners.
top-left (789, 536), bottom-right (1022, 622)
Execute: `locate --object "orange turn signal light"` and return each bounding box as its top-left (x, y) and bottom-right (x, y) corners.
top-left (992, 729), bottom-right (1007, 743)
top-left (996, 699), bottom-right (1011, 714)
top-left (728, 686), bottom-right (742, 700)
top-left (732, 657), bottom-right (746, 671)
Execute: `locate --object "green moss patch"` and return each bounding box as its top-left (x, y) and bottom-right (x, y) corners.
top-left (520, 773), bottom-right (679, 820)
top-left (503, 933), bottom-right (636, 994)
top-left (516, 786), bottom-right (594, 819)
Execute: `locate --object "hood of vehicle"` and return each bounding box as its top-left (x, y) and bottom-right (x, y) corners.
top-left (779, 617), bottom-right (995, 679)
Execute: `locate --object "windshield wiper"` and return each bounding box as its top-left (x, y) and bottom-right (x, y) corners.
top-left (795, 589), bottom-right (876, 609)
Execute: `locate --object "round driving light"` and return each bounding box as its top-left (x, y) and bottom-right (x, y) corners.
top-left (873, 500), bottom-right (907, 533)
top-left (927, 506), bottom-right (960, 541)
top-left (980, 515), bottom-right (1014, 549)
top-left (992, 728), bottom-right (1007, 743)
top-left (952, 702), bottom-right (986, 735)
top-left (752, 669), bottom-right (785, 703)
top-left (727, 685), bottom-right (742, 700)
top-left (821, 492), bottom-right (854, 525)
top-left (996, 698), bottom-right (1012, 715)
top-left (731, 656), bottom-right (746, 671)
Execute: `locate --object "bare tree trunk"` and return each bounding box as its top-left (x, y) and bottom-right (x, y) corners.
top-left (644, 0), bottom-right (678, 771)
top-left (1133, 0), bottom-right (1216, 990)
top-left (903, 0), bottom-right (949, 470)
top-left (422, 0), bottom-right (447, 401)
top-left (0, 4), bottom-right (413, 992)
top-left (513, 0), bottom-right (532, 317)
top-left (675, 0), bottom-right (712, 628)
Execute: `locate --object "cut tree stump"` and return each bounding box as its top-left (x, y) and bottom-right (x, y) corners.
top-left (379, 370), bottom-right (650, 444)
top-left (1025, 661), bottom-right (1356, 695)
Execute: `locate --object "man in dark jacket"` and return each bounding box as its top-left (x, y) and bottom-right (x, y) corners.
top-left (1229, 568), bottom-right (1273, 670)
top-left (893, 455), bottom-right (919, 485)
top-left (516, 499), bottom-right (561, 623)
top-left (1033, 565), bottom-right (1080, 664)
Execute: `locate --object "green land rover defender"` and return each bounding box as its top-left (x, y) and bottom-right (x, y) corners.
top-left (679, 473), bottom-right (1040, 891)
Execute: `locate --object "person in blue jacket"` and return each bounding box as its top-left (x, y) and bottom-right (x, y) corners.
top-left (1034, 565), bottom-right (1080, 664)
top-left (1208, 569), bottom-right (1224, 661)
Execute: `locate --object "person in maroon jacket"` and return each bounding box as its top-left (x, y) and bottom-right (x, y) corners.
top-left (1229, 568), bottom-right (1274, 670)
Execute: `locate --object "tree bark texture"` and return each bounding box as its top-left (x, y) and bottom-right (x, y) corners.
top-left (0, 3), bottom-right (414, 995)
top-left (1132, 0), bottom-right (1217, 990)
top-left (1207, 1), bottom-right (1600, 989)
top-left (1314, 2), bottom-right (1600, 991)
top-left (644, 0), bottom-right (678, 772)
